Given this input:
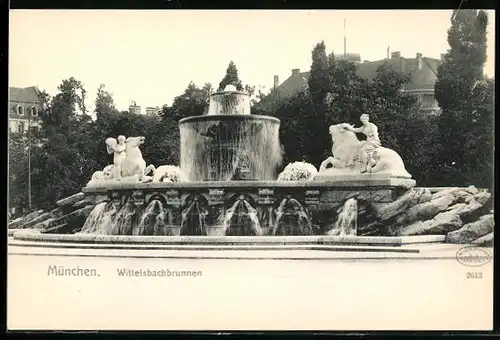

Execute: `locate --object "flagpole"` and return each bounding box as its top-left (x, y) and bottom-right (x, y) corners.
top-left (28, 106), bottom-right (32, 210)
top-left (343, 18), bottom-right (347, 58)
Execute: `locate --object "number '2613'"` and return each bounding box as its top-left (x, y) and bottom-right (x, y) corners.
top-left (466, 272), bottom-right (483, 279)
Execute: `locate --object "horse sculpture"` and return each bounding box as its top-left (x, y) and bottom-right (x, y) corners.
top-left (86, 136), bottom-right (189, 187)
top-left (121, 136), bottom-right (156, 180)
top-left (319, 124), bottom-right (411, 178)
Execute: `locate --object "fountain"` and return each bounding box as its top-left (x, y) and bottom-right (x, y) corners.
top-left (9, 84), bottom-right (494, 248)
top-left (179, 85), bottom-right (282, 181)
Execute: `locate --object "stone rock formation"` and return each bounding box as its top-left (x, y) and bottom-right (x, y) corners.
top-left (471, 232), bottom-right (494, 247)
top-left (8, 192), bottom-right (95, 234)
top-left (445, 214), bottom-right (494, 244)
top-left (362, 185), bottom-right (493, 245)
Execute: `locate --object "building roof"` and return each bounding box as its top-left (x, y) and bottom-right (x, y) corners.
top-left (9, 86), bottom-right (41, 103)
top-left (9, 86), bottom-right (42, 119)
top-left (355, 55), bottom-right (440, 90)
top-left (273, 53), bottom-right (442, 98)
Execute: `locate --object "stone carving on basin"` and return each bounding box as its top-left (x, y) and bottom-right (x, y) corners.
top-left (318, 114), bottom-right (413, 181)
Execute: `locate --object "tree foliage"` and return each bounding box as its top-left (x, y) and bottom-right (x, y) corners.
top-left (10, 15), bottom-right (494, 212)
top-left (160, 82), bottom-right (213, 121)
top-left (259, 41), bottom-right (434, 183)
top-left (8, 133), bottom-right (30, 208)
top-left (433, 9), bottom-right (492, 189)
top-left (9, 78), bottom-right (182, 211)
top-left (218, 61), bottom-right (243, 91)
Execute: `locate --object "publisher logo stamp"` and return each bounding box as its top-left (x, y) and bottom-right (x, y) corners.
top-left (456, 246), bottom-right (492, 267)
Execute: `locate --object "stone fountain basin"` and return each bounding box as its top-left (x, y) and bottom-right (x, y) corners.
top-left (84, 178), bottom-right (415, 191)
top-left (81, 179), bottom-right (416, 233)
top-left (82, 178), bottom-right (416, 211)
top-left (79, 178), bottom-right (420, 238)
top-left (10, 229), bottom-right (444, 247)
top-left (9, 229), bottom-right (455, 260)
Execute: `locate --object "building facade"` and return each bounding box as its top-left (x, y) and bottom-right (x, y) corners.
top-left (145, 106), bottom-right (161, 116)
top-left (129, 102), bottom-right (142, 115)
top-left (271, 51), bottom-right (443, 114)
top-left (8, 86), bottom-right (43, 134)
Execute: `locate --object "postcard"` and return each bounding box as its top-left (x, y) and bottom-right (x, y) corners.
top-left (8, 9), bottom-right (495, 331)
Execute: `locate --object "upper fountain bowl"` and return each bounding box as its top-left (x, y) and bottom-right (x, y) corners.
top-left (177, 84), bottom-right (282, 181)
top-left (206, 84), bottom-right (251, 116)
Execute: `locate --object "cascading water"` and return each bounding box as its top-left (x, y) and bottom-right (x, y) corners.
top-left (327, 198), bottom-right (358, 236)
top-left (111, 202), bottom-right (138, 235)
top-left (180, 195), bottom-right (209, 235)
top-left (135, 199), bottom-right (175, 236)
top-left (179, 86), bottom-right (282, 181)
top-left (217, 195), bottom-right (263, 236)
top-left (180, 117), bottom-right (282, 181)
top-left (79, 202), bottom-right (117, 235)
top-left (270, 197), bottom-right (313, 236)
top-left (78, 85), bottom-right (295, 237)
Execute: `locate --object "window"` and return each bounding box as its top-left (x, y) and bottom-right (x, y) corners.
top-left (17, 105), bottom-right (25, 116)
top-left (17, 122), bottom-right (25, 133)
top-left (31, 106), bottom-right (39, 117)
top-left (29, 126), bottom-right (38, 135)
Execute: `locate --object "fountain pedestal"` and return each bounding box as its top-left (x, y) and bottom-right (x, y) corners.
top-left (81, 179), bottom-right (414, 236)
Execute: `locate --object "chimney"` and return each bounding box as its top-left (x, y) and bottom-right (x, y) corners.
top-left (391, 51), bottom-right (401, 59)
top-left (416, 52), bottom-right (423, 70)
top-left (292, 68), bottom-right (300, 76)
top-left (273, 75), bottom-right (279, 88)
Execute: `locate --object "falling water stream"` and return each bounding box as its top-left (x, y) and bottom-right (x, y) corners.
top-left (79, 202), bottom-right (117, 235)
top-left (271, 198), bottom-right (313, 236)
top-left (76, 86), bottom-right (320, 237)
top-left (179, 117), bottom-right (282, 181)
top-left (327, 198), bottom-right (358, 236)
top-left (110, 203), bottom-right (138, 235)
top-left (179, 197), bottom-right (209, 236)
top-left (135, 199), bottom-right (175, 236)
top-left (217, 196), bottom-right (263, 236)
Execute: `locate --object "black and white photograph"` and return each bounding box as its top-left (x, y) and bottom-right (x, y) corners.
top-left (7, 9), bottom-right (495, 331)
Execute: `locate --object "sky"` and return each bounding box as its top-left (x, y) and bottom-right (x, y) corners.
top-left (9, 10), bottom-right (496, 113)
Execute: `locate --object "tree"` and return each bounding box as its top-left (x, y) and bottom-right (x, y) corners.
top-left (464, 78), bottom-right (494, 189)
top-left (161, 82), bottom-right (213, 121)
top-left (363, 64), bottom-right (436, 185)
top-left (435, 10), bottom-right (488, 111)
top-left (265, 43), bottom-right (430, 179)
top-left (41, 77), bottom-right (87, 135)
top-left (324, 59), bottom-right (367, 124)
top-left (266, 41), bottom-right (333, 169)
top-left (31, 78), bottom-right (93, 209)
top-left (218, 61), bottom-right (243, 91)
top-left (433, 9), bottom-right (491, 188)
top-left (271, 90), bottom-right (314, 166)
top-left (95, 84), bottom-right (118, 118)
top-left (308, 41), bottom-right (330, 105)
top-left (8, 133), bottom-right (30, 209)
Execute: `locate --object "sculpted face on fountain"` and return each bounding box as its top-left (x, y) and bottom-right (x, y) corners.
top-left (317, 115), bottom-right (413, 181)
